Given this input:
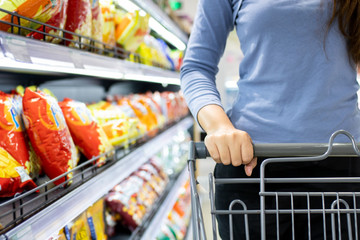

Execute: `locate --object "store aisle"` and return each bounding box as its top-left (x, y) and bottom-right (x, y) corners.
top-left (196, 158), bottom-right (220, 239)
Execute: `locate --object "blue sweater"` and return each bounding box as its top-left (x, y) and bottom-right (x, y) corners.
top-left (180, 0), bottom-right (360, 143)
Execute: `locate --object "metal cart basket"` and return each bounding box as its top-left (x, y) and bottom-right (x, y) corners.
top-left (188, 130), bottom-right (360, 240)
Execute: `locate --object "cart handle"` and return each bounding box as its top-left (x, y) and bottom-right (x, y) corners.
top-left (189, 130), bottom-right (360, 159)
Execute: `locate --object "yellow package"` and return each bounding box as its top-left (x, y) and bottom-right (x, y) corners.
top-left (86, 199), bottom-right (107, 240)
top-left (115, 10), bottom-right (150, 52)
top-left (70, 212), bottom-right (91, 240)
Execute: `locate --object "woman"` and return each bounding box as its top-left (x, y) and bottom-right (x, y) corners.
top-left (181, 0), bottom-right (360, 239)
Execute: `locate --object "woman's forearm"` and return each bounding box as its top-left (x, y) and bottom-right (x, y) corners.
top-left (198, 105), bottom-right (235, 134)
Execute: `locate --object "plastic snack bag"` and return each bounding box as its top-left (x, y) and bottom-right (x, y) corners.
top-left (69, 212), bottom-right (92, 240)
top-left (59, 98), bottom-right (113, 166)
top-left (0, 147), bottom-right (37, 197)
top-left (86, 199), bottom-right (107, 240)
top-left (0, 92), bottom-right (37, 197)
top-left (64, 0), bottom-right (92, 48)
top-left (115, 10), bottom-right (150, 52)
top-left (12, 93), bottom-right (42, 179)
top-left (0, 0), bottom-right (63, 34)
top-left (90, 0), bottom-right (103, 49)
top-left (22, 88), bottom-right (79, 185)
top-left (106, 175), bottom-right (148, 231)
top-left (28, 0), bottom-right (69, 43)
top-left (100, 0), bottom-right (116, 47)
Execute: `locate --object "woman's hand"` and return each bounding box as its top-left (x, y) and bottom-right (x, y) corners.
top-left (205, 127), bottom-right (257, 176)
top-left (198, 105), bottom-right (257, 176)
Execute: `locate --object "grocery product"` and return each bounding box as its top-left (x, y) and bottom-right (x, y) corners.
top-left (115, 10), bottom-right (150, 52)
top-left (86, 199), bottom-right (107, 240)
top-left (136, 35), bottom-right (174, 69)
top-left (59, 98), bottom-right (113, 166)
top-left (138, 163), bottom-right (167, 195)
top-left (122, 97), bottom-right (157, 133)
top-left (12, 92), bottom-right (42, 179)
top-left (88, 101), bottom-right (130, 146)
top-left (0, 147), bottom-right (37, 197)
top-left (64, 0), bottom-right (92, 48)
top-left (0, 91), bottom-right (37, 197)
top-left (69, 212), bottom-right (92, 240)
top-left (22, 88), bottom-right (79, 185)
top-left (27, 0), bottom-right (68, 43)
top-left (0, 0), bottom-right (63, 34)
top-left (90, 0), bottom-right (103, 49)
top-left (100, 0), bottom-right (116, 47)
top-left (106, 175), bottom-right (148, 231)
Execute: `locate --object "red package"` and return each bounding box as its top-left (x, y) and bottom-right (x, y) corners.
top-left (22, 88), bottom-right (79, 185)
top-left (59, 98), bottom-right (113, 166)
top-left (28, 0), bottom-right (69, 43)
top-left (64, 0), bottom-right (92, 48)
top-left (0, 92), bottom-right (37, 197)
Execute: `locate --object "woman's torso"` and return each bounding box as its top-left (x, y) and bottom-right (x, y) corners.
top-left (228, 0), bottom-right (360, 143)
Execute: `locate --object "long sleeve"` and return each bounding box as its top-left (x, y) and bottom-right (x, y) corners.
top-left (180, 0), bottom-right (235, 123)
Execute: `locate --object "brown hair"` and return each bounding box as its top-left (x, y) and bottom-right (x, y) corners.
top-left (328, 0), bottom-right (360, 65)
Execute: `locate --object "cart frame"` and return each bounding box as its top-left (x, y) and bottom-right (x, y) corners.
top-left (188, 130), bottom-right (360, 240)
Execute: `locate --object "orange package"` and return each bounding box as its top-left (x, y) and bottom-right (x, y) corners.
top-left (22, 88), bottom-right (79, 185)
top-left (27, 0), bottom-right (69, 43)
top-left (0, 92), bottom-right (37, 197)
top-left (0, 0), bottom-right (63, 33)
top-left (64, 0), bottom-right (92, 48)
top-left (100, 1), bottom-right (116, 47)
top-left (59, 98), bottom-right (113, 166)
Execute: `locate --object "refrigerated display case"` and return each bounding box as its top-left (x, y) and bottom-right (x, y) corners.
top-left (0, 0), bottom-right (191, 239)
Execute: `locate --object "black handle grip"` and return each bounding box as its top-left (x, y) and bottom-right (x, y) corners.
top-left (192, 141), bottom-right (360, 159)
top-left (194, 142), bottom-right (210, 159)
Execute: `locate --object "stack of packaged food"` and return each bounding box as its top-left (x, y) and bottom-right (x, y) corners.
top-left (105, 161), bottom-right (168, 235)
top-left (0, 86), bottom-right (188, 198)
top-left (45, 124), bottom-right (190, 239)
top-left (0, 0), bottom-right (183, 69)
top-left (156, 180), bottom-right (191, 240)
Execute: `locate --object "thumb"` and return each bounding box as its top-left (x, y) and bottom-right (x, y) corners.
top-left (244, 157), bottom-right (257, 177)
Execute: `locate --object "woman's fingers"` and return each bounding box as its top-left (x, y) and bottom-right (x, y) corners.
top-left (204, 129), bottom-right (255, 173)
top-left (244, 157), bottom-right (257, 176)
top-left (204, 135), bottom-right (221, 163)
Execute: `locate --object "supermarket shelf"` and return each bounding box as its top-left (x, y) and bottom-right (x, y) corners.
top-left (0, 31), bottom-right (180, 85)
top-left (0, 116), bottom-right (193, 240)
top-left (132, 0), bottom-right (188, 45)
top-left (140, 165), bottom-right (189, 240)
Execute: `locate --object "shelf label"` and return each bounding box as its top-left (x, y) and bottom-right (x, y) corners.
top-left (9, 226), bottom-right (34, 240)
top-left (5, 37), bottom-right (31, 63)
top-left (70, 51), bottom-right (84, 69)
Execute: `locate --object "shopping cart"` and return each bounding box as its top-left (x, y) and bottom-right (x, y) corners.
top-left (188, 130), bottom-right (360, 240)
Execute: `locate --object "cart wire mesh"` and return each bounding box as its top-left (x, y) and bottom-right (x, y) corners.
top-left (188, 130), bottom-right (360, 240)
top-left (0, 8), bottom-right (174, 71)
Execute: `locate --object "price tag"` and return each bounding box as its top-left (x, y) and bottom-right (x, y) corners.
top-left (70, 51), bottom-right (84, 69)
top-left (10, 226), bottom-right (34, 240)
top-left (5, 37), bottom-right (31, 63)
